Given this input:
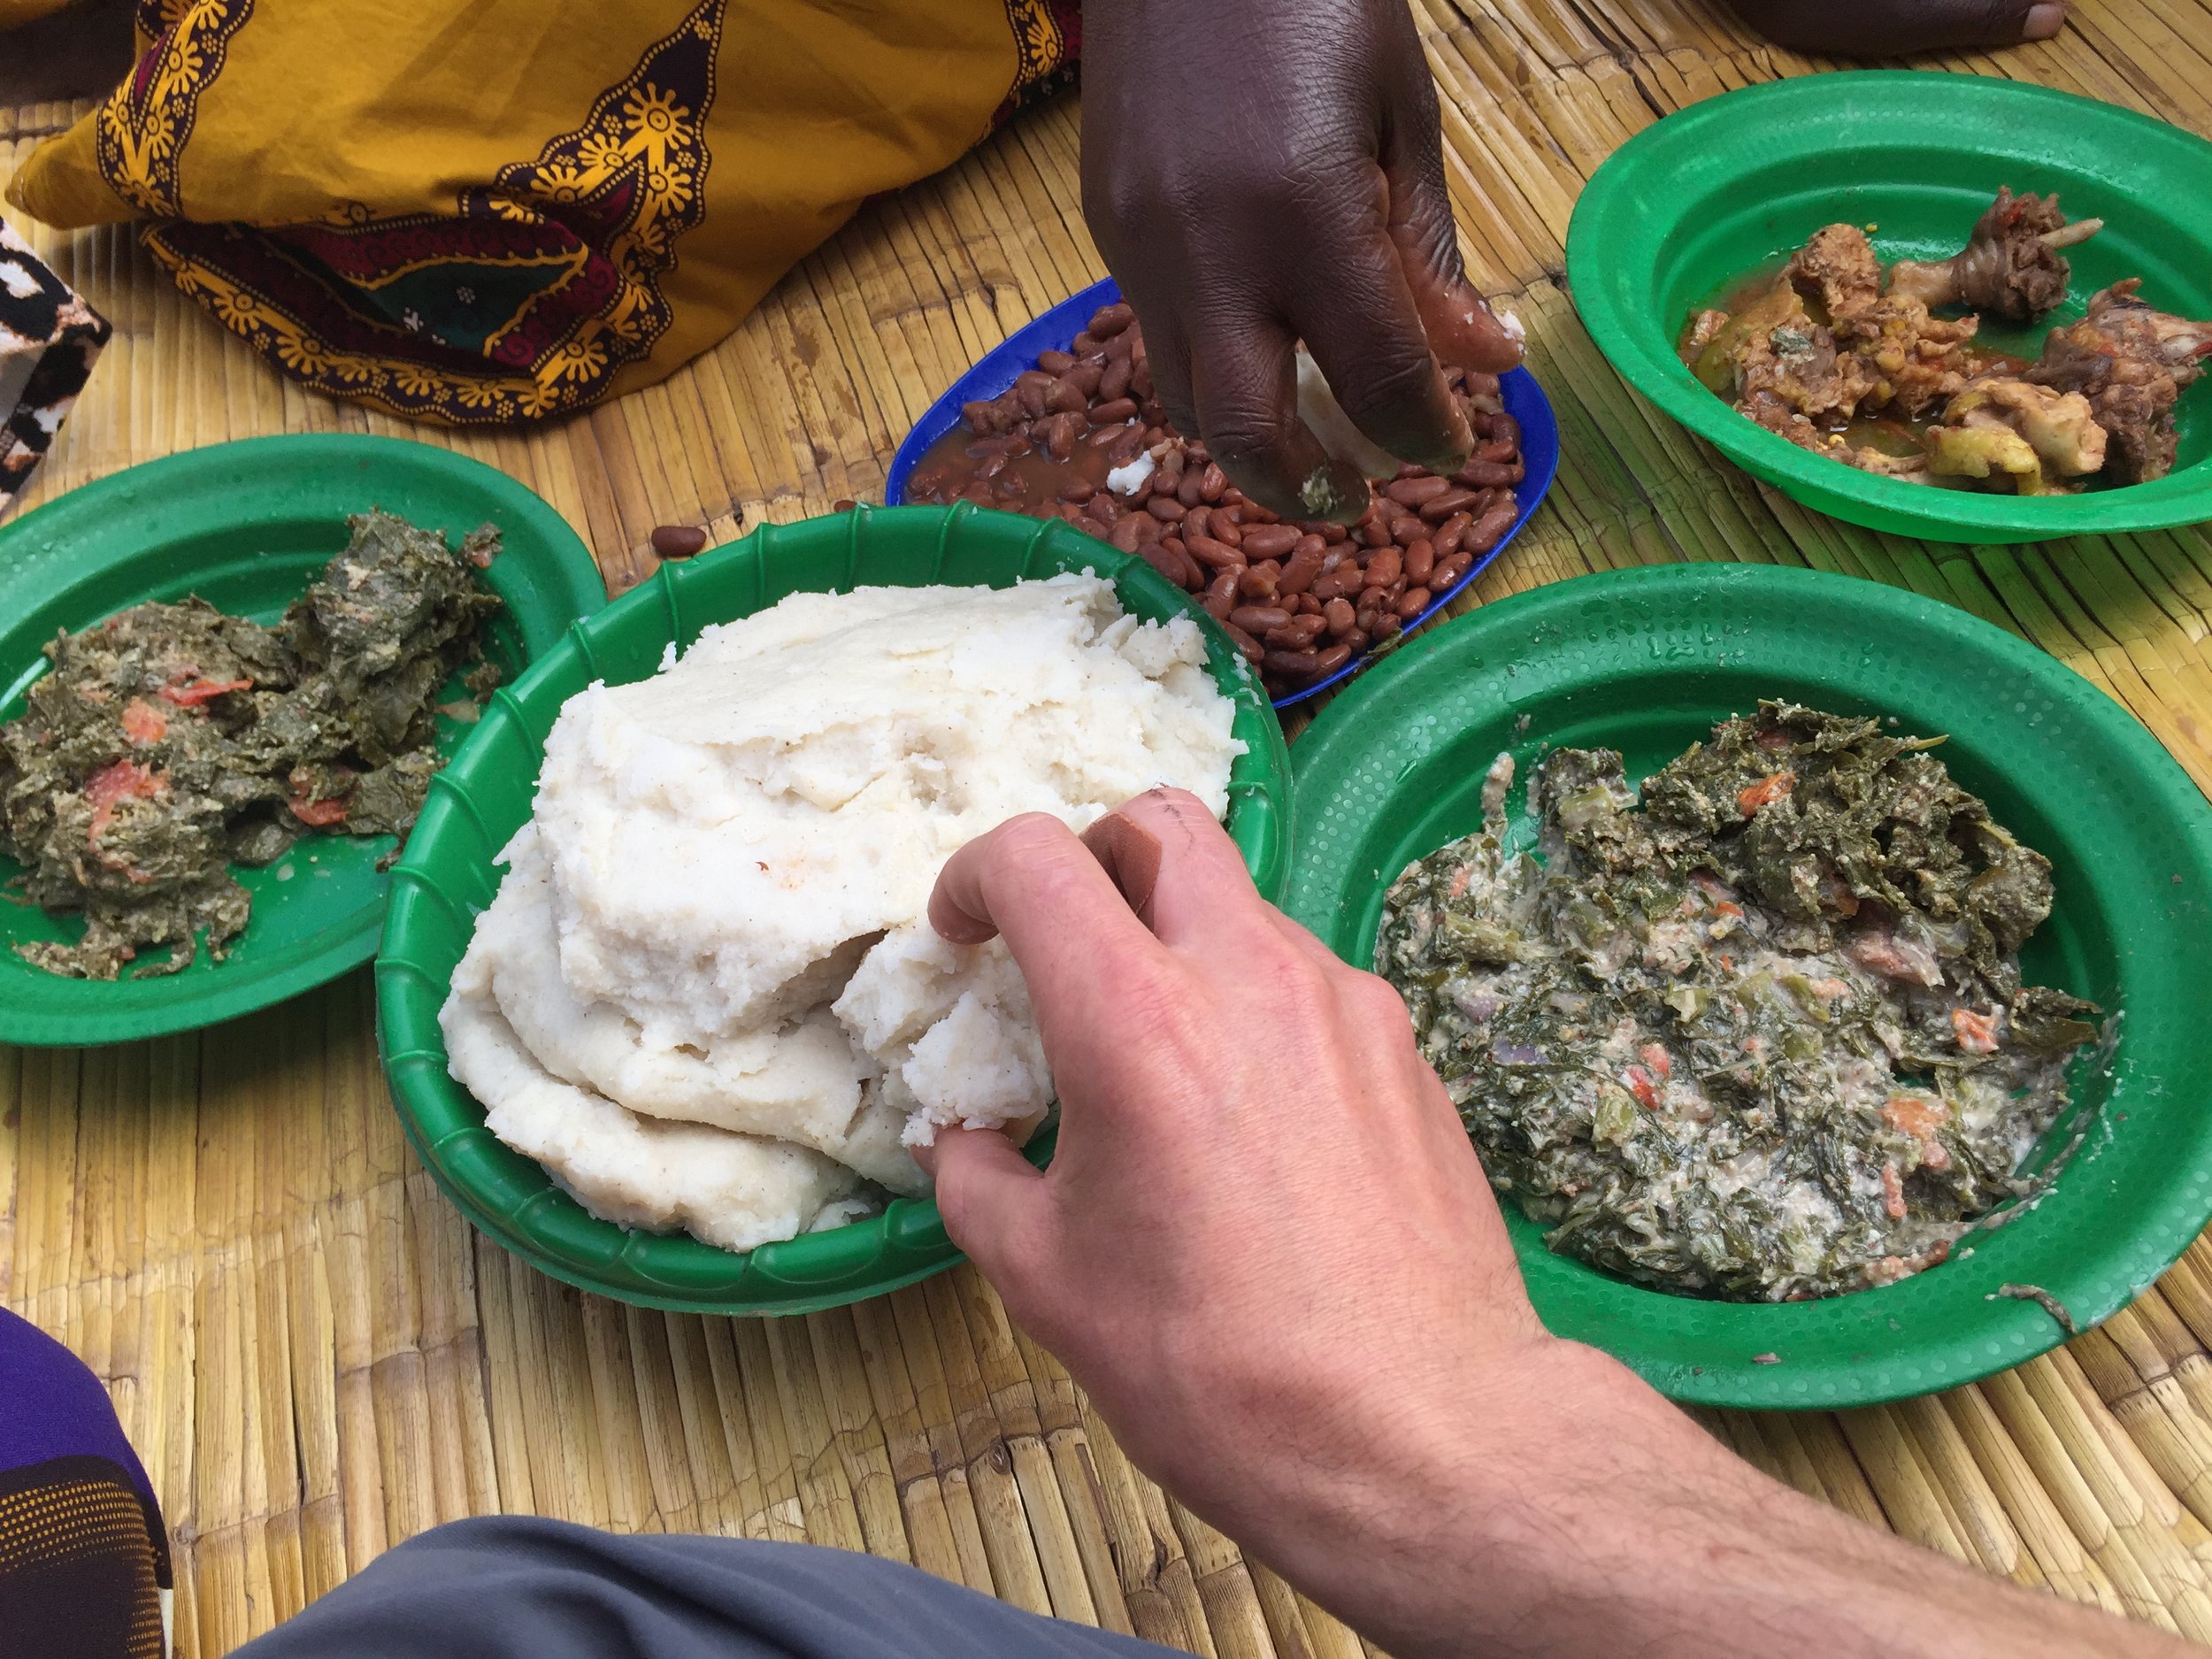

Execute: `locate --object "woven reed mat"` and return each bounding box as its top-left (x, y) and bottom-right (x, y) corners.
top-left (9, 4), bottom-right (2212, 1652)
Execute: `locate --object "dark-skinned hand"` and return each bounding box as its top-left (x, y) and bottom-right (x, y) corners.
top-left (1080, 0), bottom-right (1522, 524)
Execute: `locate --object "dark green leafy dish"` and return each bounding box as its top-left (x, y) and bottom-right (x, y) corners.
top-left (0, 511), bottom-right (503, 979)
top-left (1376, 703), bottom-right (2102, 1302)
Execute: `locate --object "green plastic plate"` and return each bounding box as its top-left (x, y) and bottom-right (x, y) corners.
top-left (376, 503), bottom-right (1294, 1317)
top-left (1286, 564), bottom-right (2212, 1408)
top-left (0, 435), bottom-right (606, 1046)
top-left (1567, 73), bottom-right (2212, 543)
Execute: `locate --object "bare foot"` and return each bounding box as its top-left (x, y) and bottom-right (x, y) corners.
top-left (1744, 0), bottom-right (2066, 56)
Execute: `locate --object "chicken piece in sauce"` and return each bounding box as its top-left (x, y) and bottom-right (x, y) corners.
top-left (2025, 280), bottom-right (2212, 483)
top-left (1886, 188), bottom-right (2101, 325)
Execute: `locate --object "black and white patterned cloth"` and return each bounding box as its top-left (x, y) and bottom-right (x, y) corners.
top-left (0, 218), bottom-right (108, 518)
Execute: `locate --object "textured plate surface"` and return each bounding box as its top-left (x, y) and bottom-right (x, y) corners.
top-left (884, 275), bottom-right (1560, 706)
top-left (1285, 563), bottom-right (2212, 1408)
top-left (0, 434), bottom-right (605, 1046)
top-left (1567, 73), bottom-right (2212, 543)
top-left (376, 503), bottom-right (1294, 1317)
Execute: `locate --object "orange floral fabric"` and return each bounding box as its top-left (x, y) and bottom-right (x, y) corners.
top-left (7, 0), bottom-right (1079, 423)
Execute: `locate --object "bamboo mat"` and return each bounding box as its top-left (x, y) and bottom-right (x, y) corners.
top-left (8, 4), bottom-right (2212, 1652)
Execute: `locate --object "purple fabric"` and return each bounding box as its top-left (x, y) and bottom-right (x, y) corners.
top-left (0, 1307), bottom-right (158, 1515)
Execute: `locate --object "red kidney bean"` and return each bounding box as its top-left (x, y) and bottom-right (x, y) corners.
top-left (1322, 595), bottom-right (1356, 634)
top-left (1098, 357), bottom-right (1133, 403)
top-left (1060, 478), bottom-right (1095, 503)
top-left (1390, 516), bottom-right (1426, 547)
top-left (650, 523), bottom-right (707, 558)
top-left (1469, 499), bottom-right (1518, 553)
top-left (1488, 411), bottom-right (1520, 446)
top-left (1206, 571), bottom-right (1238, 607)
top-left (1202, 594), bottom-right (1233, 623)
top-left (1313, 642), bottom-right (1353, 676)
top-left (1210, 514), bottom-right (1240, 549)
top-left (975, 450), bottom-right (1009, 481)
top-left (1145, 495), bottom-right (1186, 523)
top-left (1071, 515), bottom-right (1110, 542)
top-left (1264, 648), bottom-right (1321, 680)
top-left (1266, 615), bottom-right (1327, 649)
top-left (1340, 626), bottom-right (1370, 653)
top-left (1198, 463), bottom-right (1227, 503)
top-left (1394, 587), bottom-right (1431, 620)
top-left (1355, 603), bottom-right (1380, 635)
top-left (1178, 466), bottom-right (1207, 509)
top-left (1364, 546), bottom-right (1402, 588)
top-left (1320, 520), bottom-right (1348, 543)
top-left (1014, 370), bottom-right (1056, 416)
top-left (1091, 396), bottom-right (1140, 426)
top-left (1090, 493), bottom-right (1120, 526)
top-left (1455, 460), bottom-right (1517, 489)
top-left (1108, 516), bottom-right (1146, 553)
top-left (1310, 568), bottom-right (1360, 603)
top-left (1224, 624), bottom-right (1265, 664)
top-left (1066, 358), bottom-right (1103, 398)
top-left (1184, 534), bottom-right (1244, 571)
top-left (1432, 552), bottom-right (1472, 588)
top-left (1231, 604), bottom-right (1291, 635)
top-left (1432, 511), bottom-right (1471, 557)
top-left (1135, 542), bottom-right (1184, 586)
top-left (1404, 539), bottom-right (1435, 584)
top-left (1384, 474), bottom-right (1451, 507)
top-left (1359, 521), bottom-right (1393, 549)
top-left (1236, 524), bottom-right (1299, 560)
top-left (1419, 488), bottom-right (1480, 523)
top-left (1089, 303), bottom-right (1134, 339)
top-left (1107, 426), bottom-right (1148, 465)
top-left (1036, 349), bottom-right (1074, 375)
top-left (1131, 360), bottom-right (1155, 401)
top-left (1373, 615), bottom-right (1403, 641)
top-left (1236, 565), bottom-right (1279, 603)
top-left (1476, 437), bottom-right (1517, 464)
top-left (1046, 376), bottom-right (1087, 414)
top-left (1085, 423), bottom-right (1124, 449)
top-left (1045, 411), bottom-right (1085, 460)
top-left (1278, 542), bottom-right (1325, 596)
top-left (1295, 593), bottom-right (1323, 617)
top-left (1183, 504), bottom-right (1211, 542)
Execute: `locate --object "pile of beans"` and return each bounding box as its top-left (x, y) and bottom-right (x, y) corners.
top-left (902, 303), bottom-right (1525, 702)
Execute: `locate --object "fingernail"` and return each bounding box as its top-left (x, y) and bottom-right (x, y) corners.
top-left (2024, 4), bottom-right (2065, 40)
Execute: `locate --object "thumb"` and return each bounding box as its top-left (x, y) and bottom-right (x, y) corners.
top-left (1747, 0), bottom-right (2066, 56)
top-left (918, 1125), bottom-right (1054, 1288)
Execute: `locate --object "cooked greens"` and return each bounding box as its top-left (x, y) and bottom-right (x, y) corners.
top-left (1376, 703), bottom-right (2101, 1301)
top-left (0, 511), bottom-right (503, 979)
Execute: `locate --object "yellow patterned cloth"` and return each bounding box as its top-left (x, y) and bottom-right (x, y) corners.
top-left (6, 0), bottom-right (1078, 422)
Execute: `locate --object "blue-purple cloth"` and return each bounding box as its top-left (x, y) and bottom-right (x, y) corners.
top-left (0, 1307), bottom-right (169, 1659)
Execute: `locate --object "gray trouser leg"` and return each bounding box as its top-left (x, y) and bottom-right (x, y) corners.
top-left (236, 1515), bottom-right (1182, 1658)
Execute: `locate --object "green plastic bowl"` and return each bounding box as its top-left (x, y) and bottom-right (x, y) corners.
top-left (376, 503), bottom-right (1293, 1316)
top-left (1567, 73), bottom-right (2212, 544)
top-left (0, 434), bottom-right (605, 1046)
top-left (1286, 563), bottom-right (2212, 1408)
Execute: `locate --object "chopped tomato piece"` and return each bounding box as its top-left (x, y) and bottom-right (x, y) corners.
top-left (1737, 771), bottom-right (1796, 818)
top-left (1755, 726), bottom-right (1794, 751)
top-left (158, 676), bottom-right (252, 708)
top-left (1951, 1008), bottom-right (2001, 1054)
top-left (1622, 1066), bottom-right (1659, 1110)
top-left (1881, 1094), bottom-right (1949, 1140)
top-left (1880, 1162), bottom-right (1907, 1221)
top-left (86, 759), bottom-right (163, 844)
top-left (287, 764), bottom-right (356, 828)
top-left (1713, 900), bottom-right (1745, 920)
top-left (1637, 1042), bottom-right (1672, 1079)
top-left (119, 697), bottom-right (168, 746)
top-left (288, 793), bottom-right (349, 827)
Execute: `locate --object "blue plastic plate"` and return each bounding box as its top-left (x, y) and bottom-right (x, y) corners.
top-left (886, 277), bottom-right (1561, 708)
